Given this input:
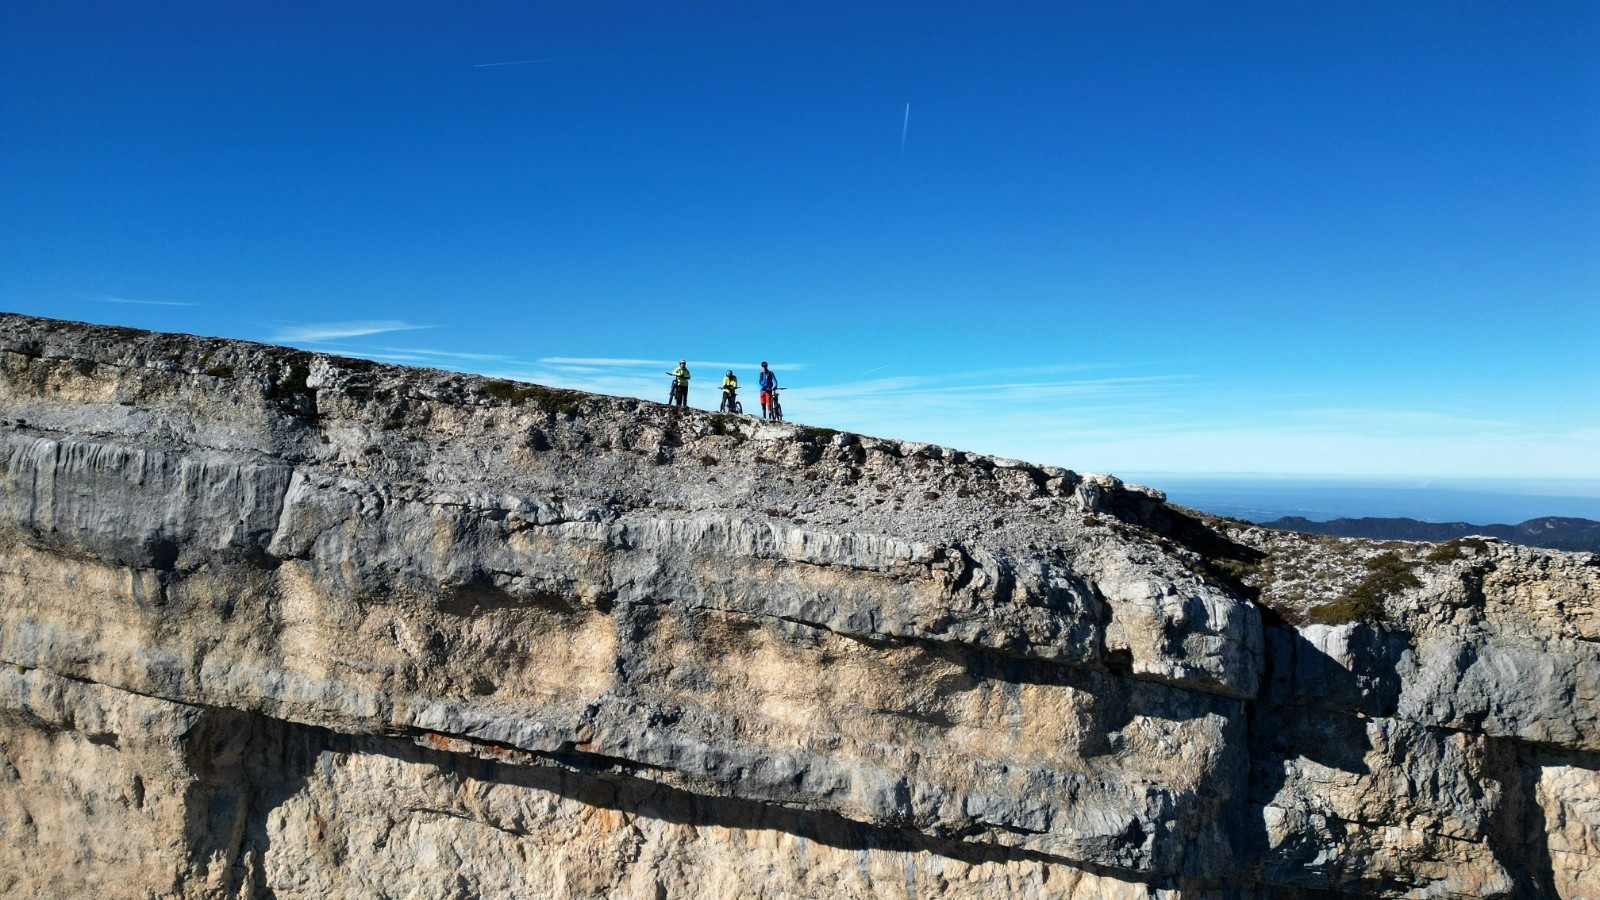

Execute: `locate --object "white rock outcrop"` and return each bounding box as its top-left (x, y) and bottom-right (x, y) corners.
top-left (0, 313), bottom-right (1593, 898)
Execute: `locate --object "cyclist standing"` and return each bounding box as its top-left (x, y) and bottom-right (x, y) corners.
top-left (668, 360), bottom-right (691, 407)
top-left (720, 370), bottom-right (739, 412)
top-left (757, 361), bottom-right (778, 420)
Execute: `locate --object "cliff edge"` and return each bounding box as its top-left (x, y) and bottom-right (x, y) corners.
top-left (0, 313), bottom-right (1594, 898)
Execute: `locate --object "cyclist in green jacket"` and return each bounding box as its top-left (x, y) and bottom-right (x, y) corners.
top-left (719, 370), bottom-right (739, 412)
top-left (667, 360), bottom-right (691, 407)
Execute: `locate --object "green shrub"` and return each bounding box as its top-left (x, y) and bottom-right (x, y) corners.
top-left (327, 355), bottom-right (377, 373)
top-left (268, 360), bottom-right (311, 401)
top-left (482, 379), bottom-right (522, 401)
top-left (1213, 557), bottom-right (1259, 582)
top-left (267, 358), bottom-right (317, 418)
top-left (1425, 537), bottom-right (1489, 563)
top-left (709, 414), bottom-right (746, 440)
top-left (204, 364), bottom-right (234, 378)
top-left (1308, 551), bottom-right (1420, 625)
top-left (483, 380), bottom-right (584, 416)
top-left (531, 386), bottom-right (585, 417)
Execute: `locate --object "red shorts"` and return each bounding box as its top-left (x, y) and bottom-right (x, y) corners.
top-left (760, 390), bottom-right (771, 405)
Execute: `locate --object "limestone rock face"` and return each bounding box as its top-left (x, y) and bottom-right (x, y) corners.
top-left (0, 313), bottom-right (1594, 898)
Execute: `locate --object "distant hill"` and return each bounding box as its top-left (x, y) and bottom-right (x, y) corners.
top-left (1258, 515), bottom-right (1600, 554)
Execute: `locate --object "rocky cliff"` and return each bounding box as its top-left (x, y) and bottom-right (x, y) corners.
top-left (0, 312), bottom-right (1594, 899)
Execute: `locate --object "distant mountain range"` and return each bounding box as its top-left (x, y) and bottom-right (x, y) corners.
top-left (1258, 515), bottom-right (1600, 554)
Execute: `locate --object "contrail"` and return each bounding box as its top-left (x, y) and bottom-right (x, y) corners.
top-left (474, 56), bottom-right (599, 68)
top-left (900, 103), bottom-right (910, 156)
top-left (94, 295), bottom-right (197, 307)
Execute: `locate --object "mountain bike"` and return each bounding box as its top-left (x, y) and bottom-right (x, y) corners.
top-left (720, 388), bottom-right (743, 415)
top-left (765, 387), bottom-right (783, 422)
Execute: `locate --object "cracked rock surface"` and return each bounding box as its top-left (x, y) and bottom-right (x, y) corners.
top-left (0, 313), bottom-right (1595, 898)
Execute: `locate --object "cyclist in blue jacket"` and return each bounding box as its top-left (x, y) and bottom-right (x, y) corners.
top-left (757, 361), bottom-right (778, 420)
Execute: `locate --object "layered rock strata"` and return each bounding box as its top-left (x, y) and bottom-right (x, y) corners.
top-left (0, 313), bottom-right (1594, 898)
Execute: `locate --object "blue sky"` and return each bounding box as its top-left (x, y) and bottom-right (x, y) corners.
top-left (4, 2), bottom-right (1597, 481)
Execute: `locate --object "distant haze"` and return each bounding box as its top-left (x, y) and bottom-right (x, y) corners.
top-left (1131, 474), bottom-right (1600, 525)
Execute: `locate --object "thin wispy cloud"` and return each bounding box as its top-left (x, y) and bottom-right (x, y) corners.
top-left (94, 294), bottom-right (197, 307)
top-left (363, 345), bottom-right (515, 363)
top-left (340, 347), bottom-right (516, 367)
top-left (272, 320), bottom-right (434, 343)
top-left (539, 357), bottom-right (671, 367)
top-left (795, 373), bottom-right (1189, 404)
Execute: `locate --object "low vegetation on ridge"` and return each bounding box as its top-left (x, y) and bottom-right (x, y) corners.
top-left (1204, 518), bottom-right (1496, 627)
top-left (482, 379), bottom-right (586, 417)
